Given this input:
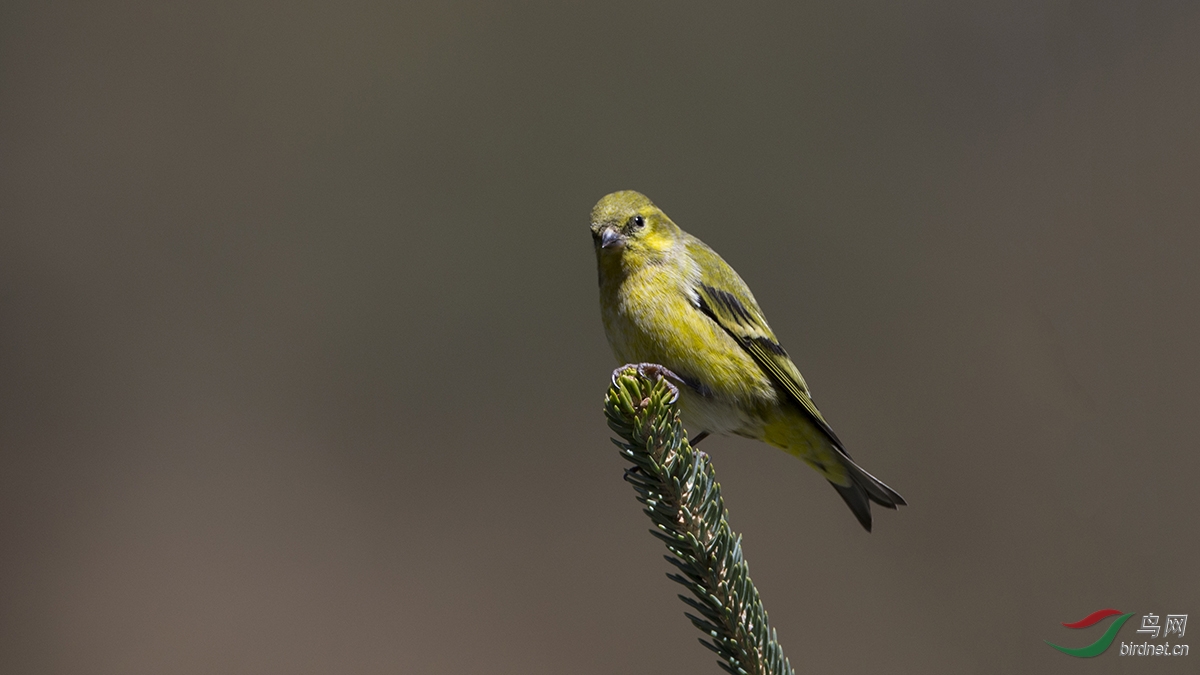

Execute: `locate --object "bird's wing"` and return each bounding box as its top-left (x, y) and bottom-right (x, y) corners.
top-left (685, 237), bottom-right (845, 448)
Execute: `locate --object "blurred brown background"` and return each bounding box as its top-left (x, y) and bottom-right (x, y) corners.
top-left (2, 1), bottom-right (1198, 673)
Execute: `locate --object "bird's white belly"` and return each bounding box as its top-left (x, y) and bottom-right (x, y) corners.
top-left (678, 388), bottom-right (763, 438)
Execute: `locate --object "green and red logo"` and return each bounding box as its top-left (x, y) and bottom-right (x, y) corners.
top-left (1046, 608), bottom-right (1135, 657)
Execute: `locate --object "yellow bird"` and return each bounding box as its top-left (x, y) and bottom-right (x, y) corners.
top-left (592, 190), bottom-right (905, 531)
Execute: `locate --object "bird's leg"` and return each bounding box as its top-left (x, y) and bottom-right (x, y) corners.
top-left (611, 363), bottom-right (686, 403)
top-left (689, 431), bottom-right (710, 446)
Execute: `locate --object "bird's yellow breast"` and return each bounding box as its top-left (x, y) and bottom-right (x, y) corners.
top-left (599, 261), bottom-right (778, 412)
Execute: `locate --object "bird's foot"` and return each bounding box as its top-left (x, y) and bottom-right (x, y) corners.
top-left (611, 363), bottom-right (686, 403)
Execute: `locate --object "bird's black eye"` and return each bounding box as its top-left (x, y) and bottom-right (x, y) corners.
top-left (630, 215), bottom-right (645, 229)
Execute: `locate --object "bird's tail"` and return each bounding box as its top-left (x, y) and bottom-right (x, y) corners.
top-left (827, 451), bottom-right (905, 532)
top-left (761, 413), bottom-right (905, 531)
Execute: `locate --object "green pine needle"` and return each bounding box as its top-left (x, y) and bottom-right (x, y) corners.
top-left (604, 365), bottom-right (796, 675)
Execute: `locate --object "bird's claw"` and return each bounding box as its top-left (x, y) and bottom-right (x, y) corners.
top-left (611, 363), bottom-right (685, 404)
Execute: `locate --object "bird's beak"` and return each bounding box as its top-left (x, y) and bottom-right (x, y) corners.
top-left (597, 225), bottom-right (625, 249)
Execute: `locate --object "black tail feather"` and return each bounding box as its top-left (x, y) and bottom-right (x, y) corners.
top-left (831, 481), bottom-right (875, 532)
top-left (829, 457), bottom-right (905, 532)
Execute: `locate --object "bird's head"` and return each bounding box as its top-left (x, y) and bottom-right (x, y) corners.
top-left (590, 191), bottom-right (681, 268)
